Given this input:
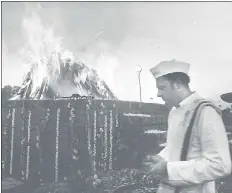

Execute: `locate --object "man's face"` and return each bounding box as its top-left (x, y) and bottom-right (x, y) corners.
top-left (156, 77), bottom-right (177, 107)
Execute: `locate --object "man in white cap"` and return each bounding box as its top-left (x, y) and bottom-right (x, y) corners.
top-left (143, 59), bottom-right (231, 193)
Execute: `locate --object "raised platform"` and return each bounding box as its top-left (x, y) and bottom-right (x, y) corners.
top-left (1, 99), bottom-right (169, 191)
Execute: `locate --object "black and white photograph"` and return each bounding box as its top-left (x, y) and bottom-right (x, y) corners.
top-left (1, 1), bottom-right (232, 193)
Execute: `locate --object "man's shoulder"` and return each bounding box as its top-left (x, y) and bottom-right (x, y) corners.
top-left (197, 99), bottom-right (221, 114)
top-left (188, 94), bottom-right (220, 112)
top-left (200, 105), bottom-right (221, 116)
top-left (196, 103), bottom-right (222, 127)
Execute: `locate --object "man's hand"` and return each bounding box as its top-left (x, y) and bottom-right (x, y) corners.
top-left (142, 155), bottom-right (168, 178)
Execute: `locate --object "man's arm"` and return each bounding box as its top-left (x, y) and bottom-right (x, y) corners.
top-left (166, 106), bottom-right (231, 186)
top-left (157, 110), bottom-right (172, 161)
top-left (158, 146), bottom-right (169, 161)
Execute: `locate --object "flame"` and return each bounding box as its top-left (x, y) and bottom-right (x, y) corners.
top-left (20, 13), bottom-right (62, 95)
top-left (19, 13), bottom-right (80, 98)
top-left (12, 12), bottom-right (117, 100)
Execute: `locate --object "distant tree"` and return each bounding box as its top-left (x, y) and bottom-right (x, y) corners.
top-left (1, 85), bottom-right (20, 103)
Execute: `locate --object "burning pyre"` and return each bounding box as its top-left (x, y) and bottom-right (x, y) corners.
top-left (11, 56), bottom-right (117, 100)
top-left (10, 13), bottom-right (117, 100)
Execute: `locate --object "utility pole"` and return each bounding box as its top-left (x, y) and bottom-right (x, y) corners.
top-left (136, 65), bottom-right (142, 102)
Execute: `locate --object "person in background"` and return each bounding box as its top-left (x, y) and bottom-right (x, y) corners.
top-left (221, 92), bottom-right (232, 104)
top-left (143, 59), bottom-right (231, 193)
top-left (221, 92), bottom-right (232, 128)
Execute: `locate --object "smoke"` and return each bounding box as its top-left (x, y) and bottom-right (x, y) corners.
top-left (2, 40), bottom-right (25, 87)
top-left (76, 39), bottom-right (120, 95)
top-left (3, 8), bottom-right (119, 99)
top-left (18, 13), bottom-right (62, 95)
top-left (2, 2), bottom-right (128, 96)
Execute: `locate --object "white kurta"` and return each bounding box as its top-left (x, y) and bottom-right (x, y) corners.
top-left (157, 92), bottom-right (231, 193)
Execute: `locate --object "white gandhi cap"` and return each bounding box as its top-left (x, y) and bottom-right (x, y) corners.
top-left (150, 59), bottom-right (191, 79)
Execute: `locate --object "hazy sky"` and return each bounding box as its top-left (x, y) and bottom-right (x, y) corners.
top-left (2, 2), bottom-right (232, 103)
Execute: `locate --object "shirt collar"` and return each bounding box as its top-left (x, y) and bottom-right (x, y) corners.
top-left (177, 91), bottom-right (197, 108)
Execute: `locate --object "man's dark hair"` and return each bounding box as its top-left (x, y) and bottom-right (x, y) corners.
top-left (163, 72), bottom-right (190, 87)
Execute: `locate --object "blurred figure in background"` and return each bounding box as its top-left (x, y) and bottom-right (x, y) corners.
top-left (221, 92), bottom-right (232, 129)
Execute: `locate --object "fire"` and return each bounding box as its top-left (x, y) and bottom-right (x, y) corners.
top-left (11, 13), bottom-right (116, 100)
top-left (20, 13), bottom-right (64, 96)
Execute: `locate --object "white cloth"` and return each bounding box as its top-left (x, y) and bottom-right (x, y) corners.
top-left (157, 92), bottom-right (232, 193)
